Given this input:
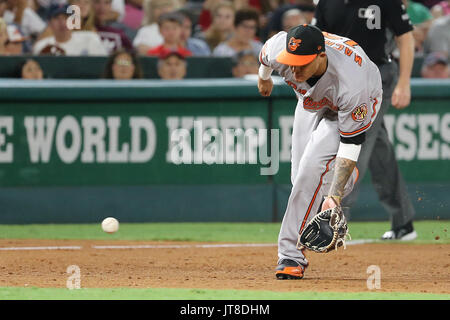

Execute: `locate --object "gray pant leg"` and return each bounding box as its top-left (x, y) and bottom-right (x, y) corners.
top-left (278, 117), bottom-right (357, 266)
top-left (341, 61), bottom-right (416, 229)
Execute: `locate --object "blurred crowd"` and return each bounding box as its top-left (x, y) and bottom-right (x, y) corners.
top-left (0, 0), bottom-right (448, 79)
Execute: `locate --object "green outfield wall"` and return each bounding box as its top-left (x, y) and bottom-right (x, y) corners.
top-left (0, 55), bottom-right (424, 79)
top-left (0, 78), bottom-right (449, 223)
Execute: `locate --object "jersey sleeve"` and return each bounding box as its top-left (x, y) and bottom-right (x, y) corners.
top-left (259, 32), bottom-right (285, 69)
top-left (384, 0), bottom-right (413, 36)
top-left (338, 91), bottom-right (380, 139)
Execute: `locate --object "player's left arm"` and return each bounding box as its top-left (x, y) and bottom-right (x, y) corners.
top-left (323, 90), bottom-right (371, 211)
top-left (321, 139), bottom-right (362, 211)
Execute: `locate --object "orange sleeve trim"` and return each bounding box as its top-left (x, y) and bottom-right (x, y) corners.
top-left (371, 97), bottom-right (378, 119)
top-left (339, 121), bottom-right (372, 136)
top-left (354, 167), bottom-right (359, 185)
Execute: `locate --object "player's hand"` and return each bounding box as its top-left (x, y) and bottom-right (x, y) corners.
top-left (258, 77), bottom-right (273, 97)
top-left (391, 81), bottom-right (411, 109)
top-left (321, 196), bottom-right (340, 211)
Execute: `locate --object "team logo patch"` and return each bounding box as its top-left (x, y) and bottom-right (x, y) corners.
top-left (288, 37), bottom-right (302, 51)
top-left (351, 104), bottom-right (368, 122)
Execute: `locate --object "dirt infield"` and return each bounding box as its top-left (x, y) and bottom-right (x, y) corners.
top-left (0, 239), bottom-right (449, 294)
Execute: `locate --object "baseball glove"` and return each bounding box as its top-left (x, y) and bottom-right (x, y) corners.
top-left (297, 205), bottom-right (350, 253)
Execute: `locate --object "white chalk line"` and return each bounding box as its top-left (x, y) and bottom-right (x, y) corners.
top-left (91, 243), bottom-right (277, 249)
top-left (0, 240), bottom-right (376, 251)
top-left (0, 246), bottom-right (82, 251)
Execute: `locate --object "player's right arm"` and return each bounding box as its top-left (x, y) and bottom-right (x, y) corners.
top-left (257, 41), bottom-right (274, 96)
top-left (257, 32), bottom-right (285, 97)
top-left (258, 65), bottom-right (273, 96)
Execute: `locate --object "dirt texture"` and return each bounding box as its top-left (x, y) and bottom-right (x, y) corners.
top-left (0, 239), bottom-right (449, 294)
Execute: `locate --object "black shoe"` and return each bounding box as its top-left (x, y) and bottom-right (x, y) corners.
top-left (381, 221), bottom-right (417, 241)
top-left (275, 259), bottom-right (305, 280)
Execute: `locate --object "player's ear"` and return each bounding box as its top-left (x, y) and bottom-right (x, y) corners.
top-left (318, 52), bottom-right (327, 58)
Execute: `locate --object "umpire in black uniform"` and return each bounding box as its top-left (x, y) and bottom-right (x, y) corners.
top-left (313, 0), bottom-right (417, 240)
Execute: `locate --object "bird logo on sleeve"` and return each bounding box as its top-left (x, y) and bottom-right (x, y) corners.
top-left (351, 104), bottom-right (368, 122)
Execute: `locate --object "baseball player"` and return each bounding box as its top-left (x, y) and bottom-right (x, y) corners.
top-left (258, 24), bottom-right (382, 279)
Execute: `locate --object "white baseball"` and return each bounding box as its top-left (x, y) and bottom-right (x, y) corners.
top-left (101, 217), bottom-right (119, 233)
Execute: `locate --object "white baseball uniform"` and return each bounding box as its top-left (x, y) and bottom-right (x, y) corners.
top-left (259, 31), bottom-right (383, 266)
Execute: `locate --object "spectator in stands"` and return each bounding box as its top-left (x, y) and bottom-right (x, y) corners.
top-left (5, 23), bottom-right (25, 54)
top-left (281, 8), bottom-right (308, 32)
top-left (21, 59), bottom-right (44, 79)
top-left (93, 0), bottom-right (133, 53)
top-left (423, 15), bottom-right (450, 55)
top-left (178, 9), bottom-right (210, 56)
top-left (213, 8), bottom-right (262, 58)
top-left (197, 0), bottom-right (222, 32)
top-left (0, 0), bottom-right (7, 17)
top-left (33, 4), bottom-right (108, 56)
top-left (421, 0), bottom-right (443, 8)
top-left (198, 0), bottom-right (262, 32)
top-left (121, 0), bottom-right (144, 30)
top-left (264, 0), bottom-right (315, 40)
top-left (69, 0), bottom-right (97, 31)
top-left (157, 50), bottom-right (186, 79)
top-left (103, 49), bottom-right (143, 79)
top-left (147, 12), bottom-right (191, 57)
top-left (405, 0), bottom-right (435, 53)
top-left (0, 17), bottom-right (8, 55)
top-left (133, 0), bottom-right (179, 55)
top-left (431, 0), bottom-right (450, 17)
top-left (2, 0), bottom-right (47, 39)
top-left (111, 0), bottom-right (126, 22)
top-left (231, 50), bottom-right (259, 78)
top-left (196, 1), bottom-right (235, 52)
top-left (421, 51), bottom-right (449, 78)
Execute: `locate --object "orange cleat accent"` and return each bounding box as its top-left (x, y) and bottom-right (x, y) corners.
top-left (275, 266), bottom-right (304, 280)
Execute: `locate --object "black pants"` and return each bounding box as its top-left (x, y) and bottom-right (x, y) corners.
top-left (342, 61), bottom-right (415, 229)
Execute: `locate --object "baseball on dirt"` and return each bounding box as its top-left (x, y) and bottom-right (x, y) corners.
top-left (101, 217), bottom-right (119, 233)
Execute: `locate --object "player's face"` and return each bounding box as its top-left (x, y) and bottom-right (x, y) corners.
top-left (290, 60), bottom-right (318, 82)
top-left (289, 53), bottom-right (325, 82)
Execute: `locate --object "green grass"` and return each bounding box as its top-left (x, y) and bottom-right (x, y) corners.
top-left (0, 220), bottom-right (448, 244)
top-left (0, 287), bottom-right (448, 300)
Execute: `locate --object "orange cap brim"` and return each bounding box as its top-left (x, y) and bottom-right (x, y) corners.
top-left (276, 50), bottom-right (317, 66)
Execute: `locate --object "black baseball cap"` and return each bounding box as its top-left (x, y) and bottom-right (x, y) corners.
top-left (276, 24), bottom-right (325, 66)
top-left (48, 4), bottom-right (70, 19)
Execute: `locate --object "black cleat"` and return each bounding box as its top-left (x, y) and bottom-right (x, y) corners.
top-left (381, 221), bottom-right (417, 241)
